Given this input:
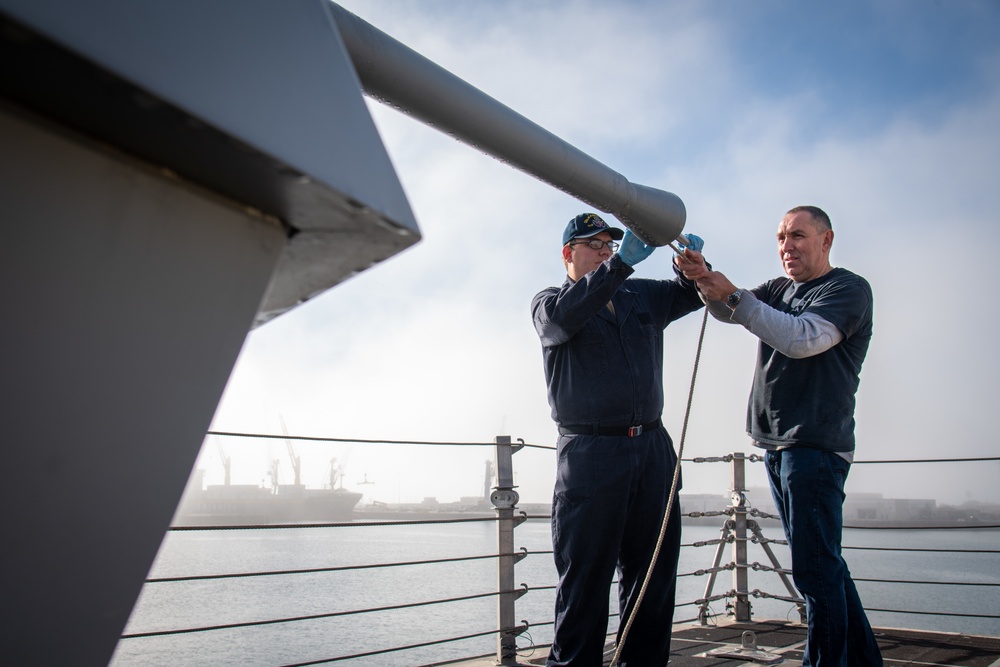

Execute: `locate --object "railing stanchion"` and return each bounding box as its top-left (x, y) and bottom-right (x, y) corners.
top-left (698, 521), bottom-right (733, 624)
top-left (731, 452), bottom-right (752, 621)
top-left (492, 435), bottom-right (527, 665)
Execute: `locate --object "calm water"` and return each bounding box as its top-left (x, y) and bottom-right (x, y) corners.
top-left (111, 521), bottom-right (1000, 667)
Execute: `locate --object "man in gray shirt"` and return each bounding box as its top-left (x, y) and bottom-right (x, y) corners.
top-left (677, 205), bottom-right (882, 666)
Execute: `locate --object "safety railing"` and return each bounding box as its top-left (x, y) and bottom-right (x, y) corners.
top-left (510, 450), bottom-right (1000, 659)
top-left (114, 436), bottom-right (1000, 666)
top-left (680, 452), bottom-right (1000, 632)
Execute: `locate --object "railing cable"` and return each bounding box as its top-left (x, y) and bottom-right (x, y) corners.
top-left (864, 608), bottom-right (1000, 620)
top-left (683, 454), bottom-right (1000, 464)
top-left (208, 430), bottom-right (554, 450)
top-left (121, 587), bottom-right (517, 639)
top-left (145, 551), bottom-right (514, 584)
top-left (844, 523), bottom-right (1000, 530)
top-left (281, 624), bottom-right (528, 667)
top-left (854, 456), bottom-right (1000, 464)
top-left (853, 577), bottom-right (999, 587)
top-left (844, 545), bottom-right (999, 554)
top-left (740, 591), bottom-right (999, 622)
top-left (169, 515), bottom-right (499, 531)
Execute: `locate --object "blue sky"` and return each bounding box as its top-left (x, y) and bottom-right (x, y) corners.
top-left (202, 0), bottom-right (1000, 508)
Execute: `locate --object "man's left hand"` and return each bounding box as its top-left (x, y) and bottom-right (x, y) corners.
top-left (618, 230), bottom-right (655, 266)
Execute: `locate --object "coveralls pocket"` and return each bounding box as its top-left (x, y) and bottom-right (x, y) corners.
top-left (553, 434), bottom-right (597, 503)
top-left (630, 322), bottom-right (661, 370)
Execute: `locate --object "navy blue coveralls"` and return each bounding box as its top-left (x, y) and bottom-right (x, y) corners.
top-left (531, 253), bottom-right (704, 666)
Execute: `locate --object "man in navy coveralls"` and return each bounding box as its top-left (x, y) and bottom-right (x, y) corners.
top-left (532, 213), bottom-right (705, 666)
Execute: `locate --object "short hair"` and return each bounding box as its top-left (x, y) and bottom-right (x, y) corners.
top-left (787, 205), bottom-right (832, 231)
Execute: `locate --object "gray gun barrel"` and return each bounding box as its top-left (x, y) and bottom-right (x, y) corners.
top-left (328, 3), bottom-right (687, 247)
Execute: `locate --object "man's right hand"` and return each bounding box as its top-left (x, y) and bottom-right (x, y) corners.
top-left (677, 251), bottom-right (738, 301)
top-left (677, 249), bottom-right (710, 279)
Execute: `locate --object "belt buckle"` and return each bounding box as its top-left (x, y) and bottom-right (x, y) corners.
top-left (627, 425), bottom-right (642, 437)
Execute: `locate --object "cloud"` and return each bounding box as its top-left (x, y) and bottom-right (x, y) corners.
top-left (206, 1), bottom-right (1000, 507)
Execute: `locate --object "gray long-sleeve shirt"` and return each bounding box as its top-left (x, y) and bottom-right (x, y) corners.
top-left (707, 268), bottom-right (873, 452)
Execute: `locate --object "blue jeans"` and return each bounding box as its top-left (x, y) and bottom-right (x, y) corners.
top-left (548, 428), bottom-right (681, 667)
top-left (765, 448), bottom-right (883, 667)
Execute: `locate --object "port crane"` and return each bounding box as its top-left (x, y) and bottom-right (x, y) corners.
top-left (280, 416), bottom-right (301, 486)
top-left (267, 459), bottom-right (280, 494)
top-left (216, 440), bottom-right (231, 487)
top-left (285, 441), bottom-right (301, 486)
top-left (483, 459), bottom-right (495, 503)
top-left (325, 458), bottom-right (345, 490)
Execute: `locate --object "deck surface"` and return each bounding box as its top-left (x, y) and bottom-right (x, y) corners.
top-left (447, 620), bottom-right (1000, 666)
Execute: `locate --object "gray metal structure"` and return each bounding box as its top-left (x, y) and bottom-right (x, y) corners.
top-left (490, 437), bottom-right (528, 664)
top-left (0, 2), bottom-right (688, 665)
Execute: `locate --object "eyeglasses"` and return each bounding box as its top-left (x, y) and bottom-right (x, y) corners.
top-left (569, 238), bottom-right (619, 252)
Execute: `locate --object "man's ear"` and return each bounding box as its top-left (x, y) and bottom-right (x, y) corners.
top-left (561, 245), bottom-right (573, 263)
top-left (823, 229), bottom-right (834, 251)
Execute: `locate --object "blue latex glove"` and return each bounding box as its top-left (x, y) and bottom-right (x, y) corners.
top-left (677, 233), bottom-right (705, 253)
top-left (618, 230), bottom-right (655, 266)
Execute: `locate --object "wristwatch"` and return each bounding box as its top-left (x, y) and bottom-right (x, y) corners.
top-left (726, 289), bottom-right (743, 310)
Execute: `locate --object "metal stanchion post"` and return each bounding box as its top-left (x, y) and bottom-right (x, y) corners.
top-left (731, 452), bottom-right (752, 622)
top-left (492, 436), bottom-right (527, 665)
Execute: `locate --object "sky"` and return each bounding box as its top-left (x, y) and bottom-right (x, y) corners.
top-left (201, 0), bottom-right (1000, 509)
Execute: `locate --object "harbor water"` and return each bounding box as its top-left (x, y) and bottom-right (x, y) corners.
top-left (111, 521), bottom-right (1000, 667)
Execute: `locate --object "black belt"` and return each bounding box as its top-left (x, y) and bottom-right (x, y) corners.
top-left (558, 418), bottom-right (662, 438)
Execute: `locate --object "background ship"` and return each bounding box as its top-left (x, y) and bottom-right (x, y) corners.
top-left (173, 441), bottom-right (362, 526)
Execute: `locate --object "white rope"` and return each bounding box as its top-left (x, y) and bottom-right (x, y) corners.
top-left (609, 302), bottom-right (710, 667)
